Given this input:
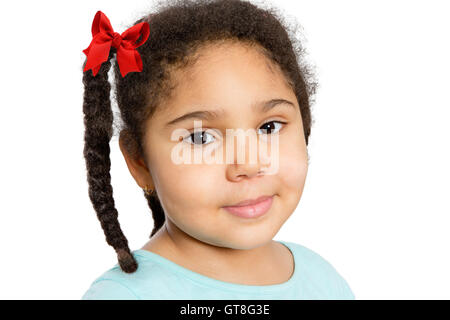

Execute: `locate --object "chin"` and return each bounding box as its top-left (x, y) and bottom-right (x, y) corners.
top-left (213, 232), bottom-right (276, 250)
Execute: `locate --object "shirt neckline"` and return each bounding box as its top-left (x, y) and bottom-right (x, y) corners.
top-left (131, 240), bottom-right (299, 294)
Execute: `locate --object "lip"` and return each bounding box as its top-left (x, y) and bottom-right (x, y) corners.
top-left (222, 195), bottom-right (274, 219)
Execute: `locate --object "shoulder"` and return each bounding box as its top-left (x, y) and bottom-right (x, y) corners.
top-left (279, 240), bottom-right (355, 300)
top-left (81, 251), bottom-right (176, 300)
top-left (81, 278), bottom-right (139, 300)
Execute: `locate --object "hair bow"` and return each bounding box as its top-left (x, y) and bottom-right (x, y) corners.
top-left (83, 11), bottom-right (150, 77)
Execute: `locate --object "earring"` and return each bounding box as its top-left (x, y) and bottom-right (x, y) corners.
top-left (143, 185), bottom-right (153, 196)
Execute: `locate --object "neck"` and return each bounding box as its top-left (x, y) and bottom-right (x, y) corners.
top-left (140, 221), bottom-right (290, 285)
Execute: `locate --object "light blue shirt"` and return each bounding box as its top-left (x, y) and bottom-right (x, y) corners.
top-left (81, 240), bottom-right (355, 300)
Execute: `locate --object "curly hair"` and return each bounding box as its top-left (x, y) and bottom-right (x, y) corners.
top-left (81, 0), bottom-right (318, 274)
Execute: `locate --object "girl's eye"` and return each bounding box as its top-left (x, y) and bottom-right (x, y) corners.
top-left (184, 130), bottom-right (216, 145)
top-left (258, 121), bottom-right (286, 135)
top-left (183, 122), bottom-right (285, 145)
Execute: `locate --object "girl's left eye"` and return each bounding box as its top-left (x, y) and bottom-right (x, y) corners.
top-left (258, 121), bottom-right (286, 135)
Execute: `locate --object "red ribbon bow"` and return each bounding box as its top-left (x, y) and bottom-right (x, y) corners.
top-left (83, 11), bottom-right (150, 77)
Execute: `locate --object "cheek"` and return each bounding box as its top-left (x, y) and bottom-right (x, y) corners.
top-left (277, 132), bottom-right (308, 194)
top-left (152, 153), bottom-right (221, 217)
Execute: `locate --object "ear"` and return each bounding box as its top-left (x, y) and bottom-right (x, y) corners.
top-left (119, 132), bottom-right (154, 190)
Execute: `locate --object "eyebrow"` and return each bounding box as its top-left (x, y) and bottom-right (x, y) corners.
top-left (165, 98), bottom-right (296, 127)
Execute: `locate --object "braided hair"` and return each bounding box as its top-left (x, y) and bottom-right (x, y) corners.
top-left (81, 0), bottom-right (318, 273)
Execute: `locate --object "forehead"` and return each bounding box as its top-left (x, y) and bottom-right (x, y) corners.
top-left (154, 41), bottom-right (296, 120)
top-left (183, 41), bottom-right (291, 90)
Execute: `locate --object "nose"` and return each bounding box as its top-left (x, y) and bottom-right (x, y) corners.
top-left (228, 162), bottom-right (263, 181)
top-left (225, 130), bottom-right (265, 181)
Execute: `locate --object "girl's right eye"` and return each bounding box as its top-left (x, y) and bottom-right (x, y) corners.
top-left (183, 130), bottom-right (216, 145)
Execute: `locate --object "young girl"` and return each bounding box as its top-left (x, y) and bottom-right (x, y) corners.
top-left (81, 0), bottom-right (355, 300)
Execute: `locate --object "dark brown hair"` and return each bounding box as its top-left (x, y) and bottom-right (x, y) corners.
top-left (82, 0), bottom-right (317, 273)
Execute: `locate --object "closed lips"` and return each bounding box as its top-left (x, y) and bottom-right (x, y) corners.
top-left (225, 195), bottom-right (273, 207)
top-left (222, 195), bottom-right (274, 219)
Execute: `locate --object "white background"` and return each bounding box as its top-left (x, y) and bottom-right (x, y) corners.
top-left (0, 0), bottom-right (449, 299)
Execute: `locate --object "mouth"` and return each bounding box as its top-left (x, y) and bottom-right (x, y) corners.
top-left (222, 195), bottom-right (274, 219)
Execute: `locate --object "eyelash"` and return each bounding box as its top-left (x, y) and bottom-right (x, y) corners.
top-left (183, 120), bottom-right (287, 146)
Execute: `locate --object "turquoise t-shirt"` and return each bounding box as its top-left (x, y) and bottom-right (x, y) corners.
top-left (81, 240), bottom-right (355, 300)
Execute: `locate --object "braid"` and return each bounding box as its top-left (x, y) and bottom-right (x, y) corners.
top-left (82, 48), bottom-right (138, 273)
top-left (144, 189), bottom-right (166, 238)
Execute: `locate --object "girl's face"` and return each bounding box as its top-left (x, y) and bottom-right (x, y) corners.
top-left (132, 42), bottom-right (308, 249)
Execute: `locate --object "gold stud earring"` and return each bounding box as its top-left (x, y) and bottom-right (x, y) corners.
top-left (143, 185), bottom-right (153, 196)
